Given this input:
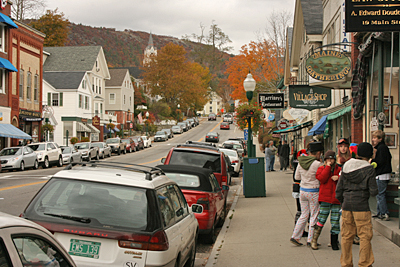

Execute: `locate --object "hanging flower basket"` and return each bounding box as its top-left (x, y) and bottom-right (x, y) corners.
top-left (42, 123), bottom-right (54, 133)
top-left (234, 102), bottom-right (263, 135)
top-left (107, 123), bottom-right (115, 130)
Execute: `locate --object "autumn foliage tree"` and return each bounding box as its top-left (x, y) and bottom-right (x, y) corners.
top-left (226, 40), bottom-right (284, 101)
top-left (30, 9), bottom-right (69, 47)
top-left (142, 42), bottom-right (210, 115)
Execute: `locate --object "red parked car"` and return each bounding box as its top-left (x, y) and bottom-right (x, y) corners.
top-left (157, 164), bottom-right (227, 243)
top-left (131, 136), bottom-right (145, 151)
top-left (121, 138), bottom-right (135, 153)
top-left (220, 122), bottom-right (230, 130)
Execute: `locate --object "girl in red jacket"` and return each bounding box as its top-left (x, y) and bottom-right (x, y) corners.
top-left (311, 150), bottom-right (341, 250)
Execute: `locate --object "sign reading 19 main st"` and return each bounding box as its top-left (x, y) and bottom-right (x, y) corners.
top-left (258, 93), bottom-right (284, 109)
top-left (289, 85), bottom-right (332, 111)
top-left (345, 0), bottom-right (400, 32)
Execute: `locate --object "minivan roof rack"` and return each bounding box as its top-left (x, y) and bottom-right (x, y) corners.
top-left (177, 143), bottom-right (219, 151)
top-left (185, 141), bottom-right (216, 147)
top-left (63, 161), bottom-right (164, 181)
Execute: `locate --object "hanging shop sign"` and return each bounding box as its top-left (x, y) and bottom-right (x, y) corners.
top-left (1, 0), bottom-right (7, 10)
top-left (370, 117), bottom-right (379, 132)
top-left (268, 113), bottom-right (275, 121)
top-left (305, 50), bottom-right (351, 81)
top-left (278, 119), bottom-right (289, 130)
top-left (92, 116), bottom-right (100, 127)
top-left (258, 93), bottom-right (284, 109)
top-left (345, 0), bottom-right (400, 32)
top-left (289, 85), bottom-right (332, 111)
top-left (288, 108), bottom-right (309, 123)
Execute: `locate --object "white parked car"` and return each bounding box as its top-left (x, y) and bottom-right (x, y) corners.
top-left (0, 212), bottom-right (77, 267)
top-left (22, 162), bottom-right (202, 267)
top-left (219, 148), bottom-right (241, 177)
top-left (60, 146), bottom-right (82, 164)
top-left (91, 142), bottom-right (112, 158)
top-left (154, 131), bottom-right (168, 142)
top-left (28, 142), bottom-right (63, 168)
top-left (171, 125), bottom-right (183, 134)
top-left (0, 146), bottom-right (39, 171)
top-left (141, 136), bottom-right (152, 148)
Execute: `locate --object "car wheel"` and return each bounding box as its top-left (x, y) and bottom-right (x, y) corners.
top-left (174, 255), bottom-right (180, 267)
top-left (44, 157), bottom-right (50, 168)
top-left (204, 219), bottom-right (217, 244)
top-left (129, 147), bottom-right (132, 153)
top-left (19, 161), bottom-right (25, 171)
top-left (70, 157), bottom-right (73, 164)
top-left (123, 148), bottom-right (127, 154)
top-left (58, 157), bottom-right (63, 167)
top-left (184, 236), bottom-right (197, 267)
top-left (80, 157), bottom-right (83, 163)
top-left (33, 160), bottom-right (39, 170)
top-left (96, 153), bottom-right (100, 160)
top-left (217, 203), bottom-right (227, 227)
top-left (101, 151), bottom-right (105, 159)
top-left (117, 148), bottom-right (121, 155)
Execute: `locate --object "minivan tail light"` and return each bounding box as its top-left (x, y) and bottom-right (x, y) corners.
top-left (232, 160), bottom-right (239, 164)
top-left (222, 175), bottom-right (227, 183)
top-left (197, 197), bottom-right (210, 210)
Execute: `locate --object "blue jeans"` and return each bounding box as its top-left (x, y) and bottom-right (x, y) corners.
top-left (265, 156), bottom-right (271, 171)
top-left (270, 155), bottom-right (275, 171)
top-left (376, 179), bottom-right (389, 215)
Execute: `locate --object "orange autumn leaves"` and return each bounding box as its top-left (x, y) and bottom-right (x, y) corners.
top-left (226, 40), bottom-right (284, 101)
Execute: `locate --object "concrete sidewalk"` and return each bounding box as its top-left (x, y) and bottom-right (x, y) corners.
top-left (206, 145), bottom-right (400, 267)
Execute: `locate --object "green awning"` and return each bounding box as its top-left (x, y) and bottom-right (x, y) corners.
top-left (272, 120), bottom-right (313, 134)
top-left (327, 106), bottom-right (351, 121)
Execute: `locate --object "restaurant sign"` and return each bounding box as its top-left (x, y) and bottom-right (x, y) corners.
top-left (258, 93), bottom-right (284, 109)
top-left (92, 116), bottom-right (100, 127)
top-left (305, 50), bottom-right (350, 81)
top-left (345, 0), bottom-right (400, 32)
top-left (289, 85), bottom-right (331, 111)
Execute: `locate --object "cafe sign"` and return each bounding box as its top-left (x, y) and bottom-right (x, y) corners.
top-left (345, 0), bottom-right (400, 32)
top-left (289, 85), bottom-right (332, 111)
top-left (92, 116), bottom-right (100, 127)
top-left (305, 50), bottom-right (351, 81)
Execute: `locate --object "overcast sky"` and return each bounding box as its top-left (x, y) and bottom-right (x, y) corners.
top-left (44, 0), bottom-right (295, 54)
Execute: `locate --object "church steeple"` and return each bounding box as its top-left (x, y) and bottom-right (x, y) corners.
top-left (147, 32), bottom-right (154, 48)
top-left (143, 32), bottom-right (157, 66)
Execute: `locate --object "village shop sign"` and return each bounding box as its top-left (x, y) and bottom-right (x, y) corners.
top-left (289, 85), bottom-right (331, 111)
top-left (345, 0), bottom-right (400, 32)
top-left (305, 50), bottom-right (351, 81)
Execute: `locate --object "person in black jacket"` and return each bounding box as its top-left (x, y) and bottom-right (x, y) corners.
top-left (371, 130), bottom-right (392, 221)
top-left (280, 140), bottom-right (290, 171)
top-left (336, 142), bottom-right (378, 267)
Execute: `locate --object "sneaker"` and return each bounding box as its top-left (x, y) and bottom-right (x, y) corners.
top-left (290, 238), bottom-right (303, 246)
top-left (372, 214), bottom-right (381, 218)
top-left (381, 214), bottom-right (390, 221)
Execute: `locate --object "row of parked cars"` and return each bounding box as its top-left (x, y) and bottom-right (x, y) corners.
top-left (154, 117), bottom-right (199, 142)
top-left (0, 136), bottom-right (152, 172)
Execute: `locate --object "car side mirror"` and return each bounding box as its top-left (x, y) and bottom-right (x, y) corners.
top-left (191, 204), bottom-right (203, 214)
top-left (47, 148), bottom-right (52, 151)
top-left (176, 207), bottom-right (184, 217)
top-left (161, 158), bottom-right (166, 163)
top-left (24, 151), bottom-right (29, 155)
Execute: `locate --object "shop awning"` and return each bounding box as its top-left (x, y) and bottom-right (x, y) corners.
top-left (308, 115), bottom-right (327, 136)
top-left (0, 58), bottom-right (18, 72)
top-left (113, 126), bottom-right (120, 132)
top-left (0, 13), bottom-right (18, 29)
top-left (103, 125), bottom-right (110, 134)
top-left (87, 124), bottom-right (100, 133)
top-left (273, 120), bottom-right (313, 134)
top-left (0, 123), bottom-right (31, 139)
top-left (77, 122), bottom-right (91, 132)
top-left (327, 106), bottom-right (351, 121)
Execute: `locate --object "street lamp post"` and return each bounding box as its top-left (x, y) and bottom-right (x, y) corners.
top-left (243, 72), bottom-right (256, 157)
top-left (43, 110), bottom-right (51, 142)
top-left (177, 104), bottom-right (180, 122)
top-left (145, 111), bottom-right (149, 136)
top-left (108, 114), bottom-right (112, 139)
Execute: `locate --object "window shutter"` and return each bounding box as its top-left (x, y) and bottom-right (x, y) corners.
top-left (47, 93), bottom-right (51, 106)
top-left (60, 93), bottom-right (63, 106)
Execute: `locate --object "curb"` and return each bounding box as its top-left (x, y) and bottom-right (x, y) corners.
top-left (205, 183), bottom-right (243, 267)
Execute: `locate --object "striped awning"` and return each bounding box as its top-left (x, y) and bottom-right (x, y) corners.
top-left (0, 123), bottom-right (31, 139)
top-left (87, 124), bottom-right (100, 133)
top-left (76, 122), bottom-right (91, 132)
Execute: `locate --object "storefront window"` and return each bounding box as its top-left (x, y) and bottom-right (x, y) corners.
top-left (19, 69), bottom-right (24, 99)
top-left (27, 72), bottom-right (31, 100)
top-left (34, 75), bottom-right (39, 101)
top-left (0, 69), bottom-right (4, 94)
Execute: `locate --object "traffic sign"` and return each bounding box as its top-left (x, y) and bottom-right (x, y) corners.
top-left (244, 128), bottom-right (248, 141)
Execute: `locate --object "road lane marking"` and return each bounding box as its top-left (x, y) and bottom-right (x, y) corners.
top-left (0, 181), bottom-right (46, 191)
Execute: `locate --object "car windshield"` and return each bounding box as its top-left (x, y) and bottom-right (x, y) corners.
top-left (28, 144), bottom-right (46, 151)
top-left (0, 148), bottom-right (22, 156)
top-left (156, 131), bottom-right (165, 135)
top-left (172, 126), bottom-right (180, 129)
top-left (220, 149), bottom-right (237, 157)
top-left (207, 132), bottom-right (217, 136)
top-left (106, 138), bottom-right (119, 144)
top-left (61, 147), bottom-right (71, 154)
top-left (26, 178), bottom-right (155, 231)
top-left (163, 173), bottom-right (200, 188)
top-left (74, 143), bottom-right (89, 149)
top-left (91, 143), bottom-right (103, 148)
top-left (121, 139), bottom-right (130, 144)
top-left (169, 151), bottom-right (221, 173)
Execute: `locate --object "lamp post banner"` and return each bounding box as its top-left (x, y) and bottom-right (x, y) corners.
top-left (289, 85), bottom-right (332, 111)
top-left (345, 0), bottom-right (400, 32)
top-left (258, 93), bottom-right (284, 109)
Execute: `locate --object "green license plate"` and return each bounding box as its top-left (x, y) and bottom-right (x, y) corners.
top-left (69, 239), bottom-right (101, 259)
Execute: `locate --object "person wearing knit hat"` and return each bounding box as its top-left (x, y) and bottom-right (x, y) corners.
top-left (290, 141), bottom-right (324, 247)
top-left (311, 150), bottom-right (341, 250)
top-left (336, 142), bottom-right (378, 267)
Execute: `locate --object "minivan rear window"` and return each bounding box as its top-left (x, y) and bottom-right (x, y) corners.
top-left (24, 178), bottom-right (158, 232)
top-left (169, 151), bottom-right (221, 173)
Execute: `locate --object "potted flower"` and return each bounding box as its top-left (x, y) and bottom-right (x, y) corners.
top-left (234, 102), bottom-right (263, 135)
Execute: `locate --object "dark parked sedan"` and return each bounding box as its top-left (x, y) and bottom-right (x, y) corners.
top-left (208, 113), bottom-right (217, 121)
top-left (131, 136), bottom-right (145, 150)
top-left (205, 132), bottom-right (219, 143)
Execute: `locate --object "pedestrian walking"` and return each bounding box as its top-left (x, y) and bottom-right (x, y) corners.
top-left (311, 150), bottom-right (341, 250)
top-left (371, 130), bottom-right (392, 221)
top-left (269, 141), bottom-right (277, 171)
top-left (277, 141), bottom-right (283, 170)
top-left (336, 142), bottom-right (378, 267)
top-left (264, 143), bottom-right (272, 172)
top-left (281, 140), bottom-right (290, 171)
top-left (290, 141), bottom-right (324, 247)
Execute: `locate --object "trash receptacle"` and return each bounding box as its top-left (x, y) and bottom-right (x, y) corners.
top-left (243, 157), bottom-right (266, 197)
